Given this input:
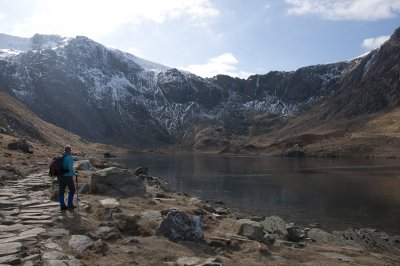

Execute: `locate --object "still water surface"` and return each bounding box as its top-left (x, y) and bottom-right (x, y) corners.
top-left (115, 154), bottom-right (400, 234)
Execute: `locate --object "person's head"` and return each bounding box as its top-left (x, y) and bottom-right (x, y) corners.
top-left (64, 145), bottom-right (72, 154)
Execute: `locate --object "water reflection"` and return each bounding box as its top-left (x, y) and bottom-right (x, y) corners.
top-left (115, 154), bottom-right (400, 234)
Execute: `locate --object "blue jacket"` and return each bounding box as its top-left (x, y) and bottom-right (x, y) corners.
top-left (62, 154), bottom-right (76, 176)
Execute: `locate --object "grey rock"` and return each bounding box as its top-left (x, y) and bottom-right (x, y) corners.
top-left (99, 198), bottom-right (120, 209)
top-left (0, 241), bottom-right (22, 256)
top-left (0, 224), bottom-right (31, 233)
top-left (95, 226), bottom-right (121, 240)
top-left (26, 202), bottom-right (59, 208)
top-left (156, 210), bottom-right (203, 242)
top-left (20, 215), bottom-right (52, 220)
top-left (90, 167), bottom-right (146, 198)
top-left (236, 219), bottom-right (264, 242)
top-left (262, 233), bottom-right (276, 246)
top-left (21, 219), bottom-right (53, 225)
top-left (286, 227), bottom-right (304, 242)
top-left (0, 200), bottom-right (20, 209)
top-left (261, 215), bottom-right (289, 237)
top-left (0, 254), bottom-right (21, 265)
top-left (19, 227), bottom-right (46, 236)
top-left (21, 254), bottom-right (41, 263)
top-left (68, 235), bottom-right (93, 252)
top-left (308, 228), bottom-right (335, 243)
top-left (0, 235), bottom-right (37, 245)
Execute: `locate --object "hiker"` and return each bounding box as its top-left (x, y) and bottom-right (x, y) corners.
top-left (59, 145), bottom-right (77, 210)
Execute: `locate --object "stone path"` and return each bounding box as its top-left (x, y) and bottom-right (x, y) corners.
top-left (0, 172), bottom-right (80, 265)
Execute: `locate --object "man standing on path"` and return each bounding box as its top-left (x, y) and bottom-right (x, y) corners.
top-left (59, 145), bottom-right (77, 211)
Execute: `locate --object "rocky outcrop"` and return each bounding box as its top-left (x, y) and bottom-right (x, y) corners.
top-left (333, 228), bottom-right (400, 254)
top-left (90, 167), bottom-right (146, 198)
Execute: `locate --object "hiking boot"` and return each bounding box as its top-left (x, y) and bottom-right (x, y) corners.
top-left (60, 206), bottom-right (68, 211)
top-left (67, 205), bottom-right (77, 210)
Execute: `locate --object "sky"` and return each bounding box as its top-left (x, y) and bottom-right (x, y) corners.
top-left (0, 0), bottom-right (399, 78)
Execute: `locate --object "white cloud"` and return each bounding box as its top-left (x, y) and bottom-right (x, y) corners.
top-left (362, 35), bottom-right (390, 50)
top-left (179, 53), bottom-right (252, 79)
top-left (286, 0), bottom-right (400, 21)
top-left (9, 0), bottom-right (219, 37)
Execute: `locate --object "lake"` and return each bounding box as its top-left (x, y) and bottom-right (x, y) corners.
top-left (114, 153), bottom-right (400, 234)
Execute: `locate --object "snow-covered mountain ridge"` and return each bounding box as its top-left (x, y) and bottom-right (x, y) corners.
top-left (0, 32), bottom-right (388, 147)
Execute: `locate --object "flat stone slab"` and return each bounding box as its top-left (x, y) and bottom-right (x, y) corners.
top-left (19, 227), bottom-right (46, 236)
top-left (0, 234), bottom-right (37, 244)
top-left (0, 224), bottom-right (32, 232)
top-left (26, 202), bottom-right (59, 208)
top-left (19, 209), bottom-right (46, 214)
top-left (0, 254), bottom-right (21, 264)
top-left (0, 232), bottom-right (17, 239)
top-left (22, 219), bottom-right (53, 225)
top-left (21, 200), bottom-right (45, 207)
top-left (20, 215), bottom-right (52, 220)
top-left (1, 209), bottom-right (20, 216)
top-left (0, 200), bottom-right (20, 208)
top-left (0, 241), bottom-right (22, 256)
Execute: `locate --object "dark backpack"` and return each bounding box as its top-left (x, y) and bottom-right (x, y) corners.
top-left (49, 155), bottom-right (67, 176)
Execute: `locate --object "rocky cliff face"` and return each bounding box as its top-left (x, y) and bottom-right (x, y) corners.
top-left (0, 28), bottom-right (398, 148)
top-left (320, 27), bottom-right (400, 119)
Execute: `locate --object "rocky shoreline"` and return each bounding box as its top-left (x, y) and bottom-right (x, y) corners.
top-left (1, 153), bottom-right (400, 265)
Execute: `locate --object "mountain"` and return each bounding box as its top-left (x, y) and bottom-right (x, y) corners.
top-left (0, 33), bottom-right (351, 147)
top-left (244, 27), bottom-right (400, 157)
top-left (0, 27), bottom-right (399, 156)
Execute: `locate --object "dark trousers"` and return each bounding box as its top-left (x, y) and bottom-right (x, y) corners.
top-left (58, 176), bottom-right (75, 208)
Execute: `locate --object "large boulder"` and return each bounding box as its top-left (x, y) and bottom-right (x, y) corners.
top-left (90, 167), bottom-right (146, 198)
top-left (235, 219), bottom-right (265, 242)
top-left (156, 210), bottom-right (203, 242)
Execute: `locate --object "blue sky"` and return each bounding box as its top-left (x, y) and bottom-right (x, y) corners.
top-left (0, 0), bottom-right (399, 78)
